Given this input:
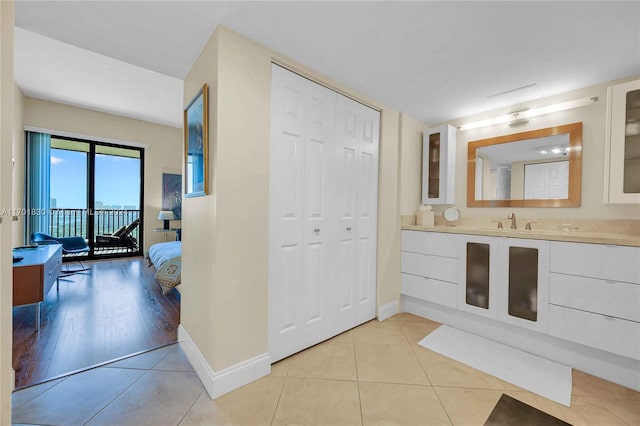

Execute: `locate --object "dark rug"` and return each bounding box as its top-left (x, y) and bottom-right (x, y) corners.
top-left (484, 394), bottom-right (572, 426)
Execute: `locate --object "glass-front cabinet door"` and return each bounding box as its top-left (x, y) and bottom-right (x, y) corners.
top-left (605, 78), bottom-right (640, 204)
top-left (458, 235), bottom-right (499, 319)
top-left (422, 124), bottom-right (456, 205)
top-left (498, 238), bottom-right (550, 332)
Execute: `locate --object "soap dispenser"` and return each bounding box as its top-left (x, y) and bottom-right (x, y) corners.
top-left (416, 204), bottom-right (435, 227)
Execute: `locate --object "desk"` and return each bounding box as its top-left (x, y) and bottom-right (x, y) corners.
top-left (153, 228), bottom-right (178, 242)
top-left (13, 244), bottom-right (62, 331)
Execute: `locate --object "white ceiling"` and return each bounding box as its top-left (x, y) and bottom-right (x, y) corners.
top-left (477, 134), bottom-right (570, 168)
top-left (14, 1), bottom-right (640, 129)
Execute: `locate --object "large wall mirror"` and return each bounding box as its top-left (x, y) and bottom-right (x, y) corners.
top-left (467, 122), bottom-right (582, 207)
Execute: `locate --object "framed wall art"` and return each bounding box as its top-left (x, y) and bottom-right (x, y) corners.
top-left (184, 83), bottom-right (209, 197)
top-left (162, 173), bottom-right (182, 220)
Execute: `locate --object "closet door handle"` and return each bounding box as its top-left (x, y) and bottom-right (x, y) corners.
top-left (314, 228), bottom-right (320, 233)
top-left (346, 227), bottom-right (352, 231)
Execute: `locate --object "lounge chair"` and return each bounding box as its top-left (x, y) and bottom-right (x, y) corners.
top-left (95, 218), bottom-right (140, 251)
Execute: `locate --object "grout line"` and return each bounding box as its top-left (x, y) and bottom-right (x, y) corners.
top-left (353, 340), bottom-right (365, 426)
top-left (270, 374), bottom-right (288, 426)
top-left (431, 385), bottom-right (455, 426)
top-left (11, 375), bottom-right (69, 410)
top-left (81, 368), bottom-right (152, 425)
top-left (176, 389), bottom-right (205, 426)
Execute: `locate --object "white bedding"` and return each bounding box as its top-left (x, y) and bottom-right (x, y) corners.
top-left (148, 241), bottom-right (181, 270)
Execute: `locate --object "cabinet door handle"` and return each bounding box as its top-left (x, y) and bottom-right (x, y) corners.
top-left (346, 227), bottom-right (352, 231)
top-left (314, 228), bottom-right (320, 233)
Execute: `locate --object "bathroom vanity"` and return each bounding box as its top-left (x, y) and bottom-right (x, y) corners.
top-left (400, 224), bottom-right (640, 391)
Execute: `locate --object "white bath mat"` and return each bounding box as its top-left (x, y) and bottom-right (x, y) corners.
top-left (418, 325), bottom-right (572, 406)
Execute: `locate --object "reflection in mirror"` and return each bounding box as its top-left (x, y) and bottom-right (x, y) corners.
top-left (467, 122), bottom-right (582, 208)
top-left (475, 134), bottom-right (570, 200)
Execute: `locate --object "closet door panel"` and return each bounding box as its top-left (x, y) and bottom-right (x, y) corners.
top-left (333, 97), bottom-right (360, 333)
top-left (269, 65), bottom-right (308, 361)
top-left (336, 95), bottom-right (379, 326)
top-left (358, 104), bottom-right (380, 323)
top-left (302, 82), bottom-right (336, 344)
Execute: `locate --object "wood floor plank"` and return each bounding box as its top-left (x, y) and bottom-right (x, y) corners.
top-left (12, 257), bottom-right (180, 388)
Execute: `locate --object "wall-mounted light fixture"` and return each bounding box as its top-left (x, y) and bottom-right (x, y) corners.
top-left (459, 96), bottom-right (599, 131)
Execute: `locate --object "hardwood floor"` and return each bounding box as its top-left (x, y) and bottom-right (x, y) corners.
top-left (12, 257), bottom-right (180, 388)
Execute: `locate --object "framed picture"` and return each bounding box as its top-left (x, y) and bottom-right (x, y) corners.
top-left (184, 83), bottom-right (209, 197)
top-left (162, 173), bottom-right (182, 220)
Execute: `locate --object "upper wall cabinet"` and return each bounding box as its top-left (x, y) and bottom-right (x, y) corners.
top-left (422, 124), bottom-right (456, 205)
top-left (604, 78), bottom-right (640, 204)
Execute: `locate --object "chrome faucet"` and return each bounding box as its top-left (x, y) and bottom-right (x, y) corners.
top-left (508, 212), bottom-right (517, 229)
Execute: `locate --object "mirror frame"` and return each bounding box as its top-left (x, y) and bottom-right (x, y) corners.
top-left (467, 122), bottom-right (582, 207)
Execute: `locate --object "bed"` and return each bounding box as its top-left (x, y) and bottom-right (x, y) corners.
top-left (147, 241), bottom-right (181, 294)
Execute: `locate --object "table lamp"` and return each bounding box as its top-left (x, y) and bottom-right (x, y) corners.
top-left (158, 210), bottom-right (175, 230)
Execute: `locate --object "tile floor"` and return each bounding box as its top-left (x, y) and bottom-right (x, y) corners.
top-left (12, 313), bottom-right (640, 425)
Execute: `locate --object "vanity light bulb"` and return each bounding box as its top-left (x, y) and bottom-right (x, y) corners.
top-left (540, 150), bottom-right (548, 155)
top-left (552, 148), bottom-right (562, 154)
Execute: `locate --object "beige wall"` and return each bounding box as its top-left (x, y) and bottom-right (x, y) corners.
top-left (22, 98), bottom-right (183, 251)
top-left (181, 29), bottom-right (219, 368)
top-left (0, 2), bottom-right (14, 423)
top-left (401, 77), bottom-right (640, 220)
top-left (377, 111), bottom-right (402, 309)
top-left (12, 85), bottom-right (24, 246)
top-left (399, 114), bottom-right (427, 214)
top-left (181, 25), bottom-right (404, 374)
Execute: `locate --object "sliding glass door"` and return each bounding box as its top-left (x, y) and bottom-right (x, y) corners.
top-left (48, 136), bottom-right (144, 258)
top-left (93, 145), bottom-right (142, 256)
top-left (49, 139), bottom-right (89, 241)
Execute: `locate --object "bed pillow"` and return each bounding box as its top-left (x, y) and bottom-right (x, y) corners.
top-left (155, 256), bottom-right (181, 295)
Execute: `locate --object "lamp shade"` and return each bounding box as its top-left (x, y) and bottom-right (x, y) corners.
top-left (158, 210), bottom-right (175, 220)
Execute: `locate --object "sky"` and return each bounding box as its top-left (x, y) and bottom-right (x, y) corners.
top-left (50, 149), bottom-right (141, 209)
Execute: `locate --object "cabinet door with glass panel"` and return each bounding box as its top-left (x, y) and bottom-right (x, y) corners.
top-left (458, 235), bottom-right (500, 319)
top-left (497, 238), bottom-right (550, 333)
top-left (422, 124), bottom-right (456, 205)
top-left (459, 235), bottom-right (549, 332)
top-left (605, 78), bottom-right (640, 204)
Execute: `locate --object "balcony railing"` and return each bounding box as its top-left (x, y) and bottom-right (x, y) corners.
top-left (49, 208), bottom-right (141, 256)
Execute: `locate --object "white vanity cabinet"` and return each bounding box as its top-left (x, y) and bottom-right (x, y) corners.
top-left (548, 241), bottom-right (640, 360)
top-left (604, 78), bottom-right (640, 204)
top-left (401, 231), bottom-right (458, 308)
top-left (422, 124), bottom-right (456, 205)
top-left (458, 235), bottom-right (549, 332)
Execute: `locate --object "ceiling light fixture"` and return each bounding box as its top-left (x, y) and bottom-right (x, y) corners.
top-left (537, 145), bottom-right (570, 155)
top-left (459, 96), bottom-right (599, 131)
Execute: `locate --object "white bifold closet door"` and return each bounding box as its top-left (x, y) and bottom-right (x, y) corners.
top-left (269, 64), bottom-right (379, 362)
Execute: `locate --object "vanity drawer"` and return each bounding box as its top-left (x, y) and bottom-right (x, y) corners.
top-left (548, 305), bottom-right (640, 360)
top-left (401, 251), bottom-right (458, 283)
top-left (549, 242), bottom-right (640, 284)
top-left (550, 273), bottom-right (640, 322)
top-left (401, 231), bottom-right (458, 258)
top-left (401, 273), bottom-right (457, 308)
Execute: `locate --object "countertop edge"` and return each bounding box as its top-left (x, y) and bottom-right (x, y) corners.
top-left (401, 225), bottom-right (640, 247)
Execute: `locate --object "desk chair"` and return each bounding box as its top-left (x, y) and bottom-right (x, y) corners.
top-left (31, 232), bottom-right (90, 276)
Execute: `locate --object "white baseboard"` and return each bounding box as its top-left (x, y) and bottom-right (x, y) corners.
top-left (178, 325), bottom-right (271, 399)
top-left (402, 295), bottom-right (640, 392)
top-left (377, 299), bottom-right (400, 321)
